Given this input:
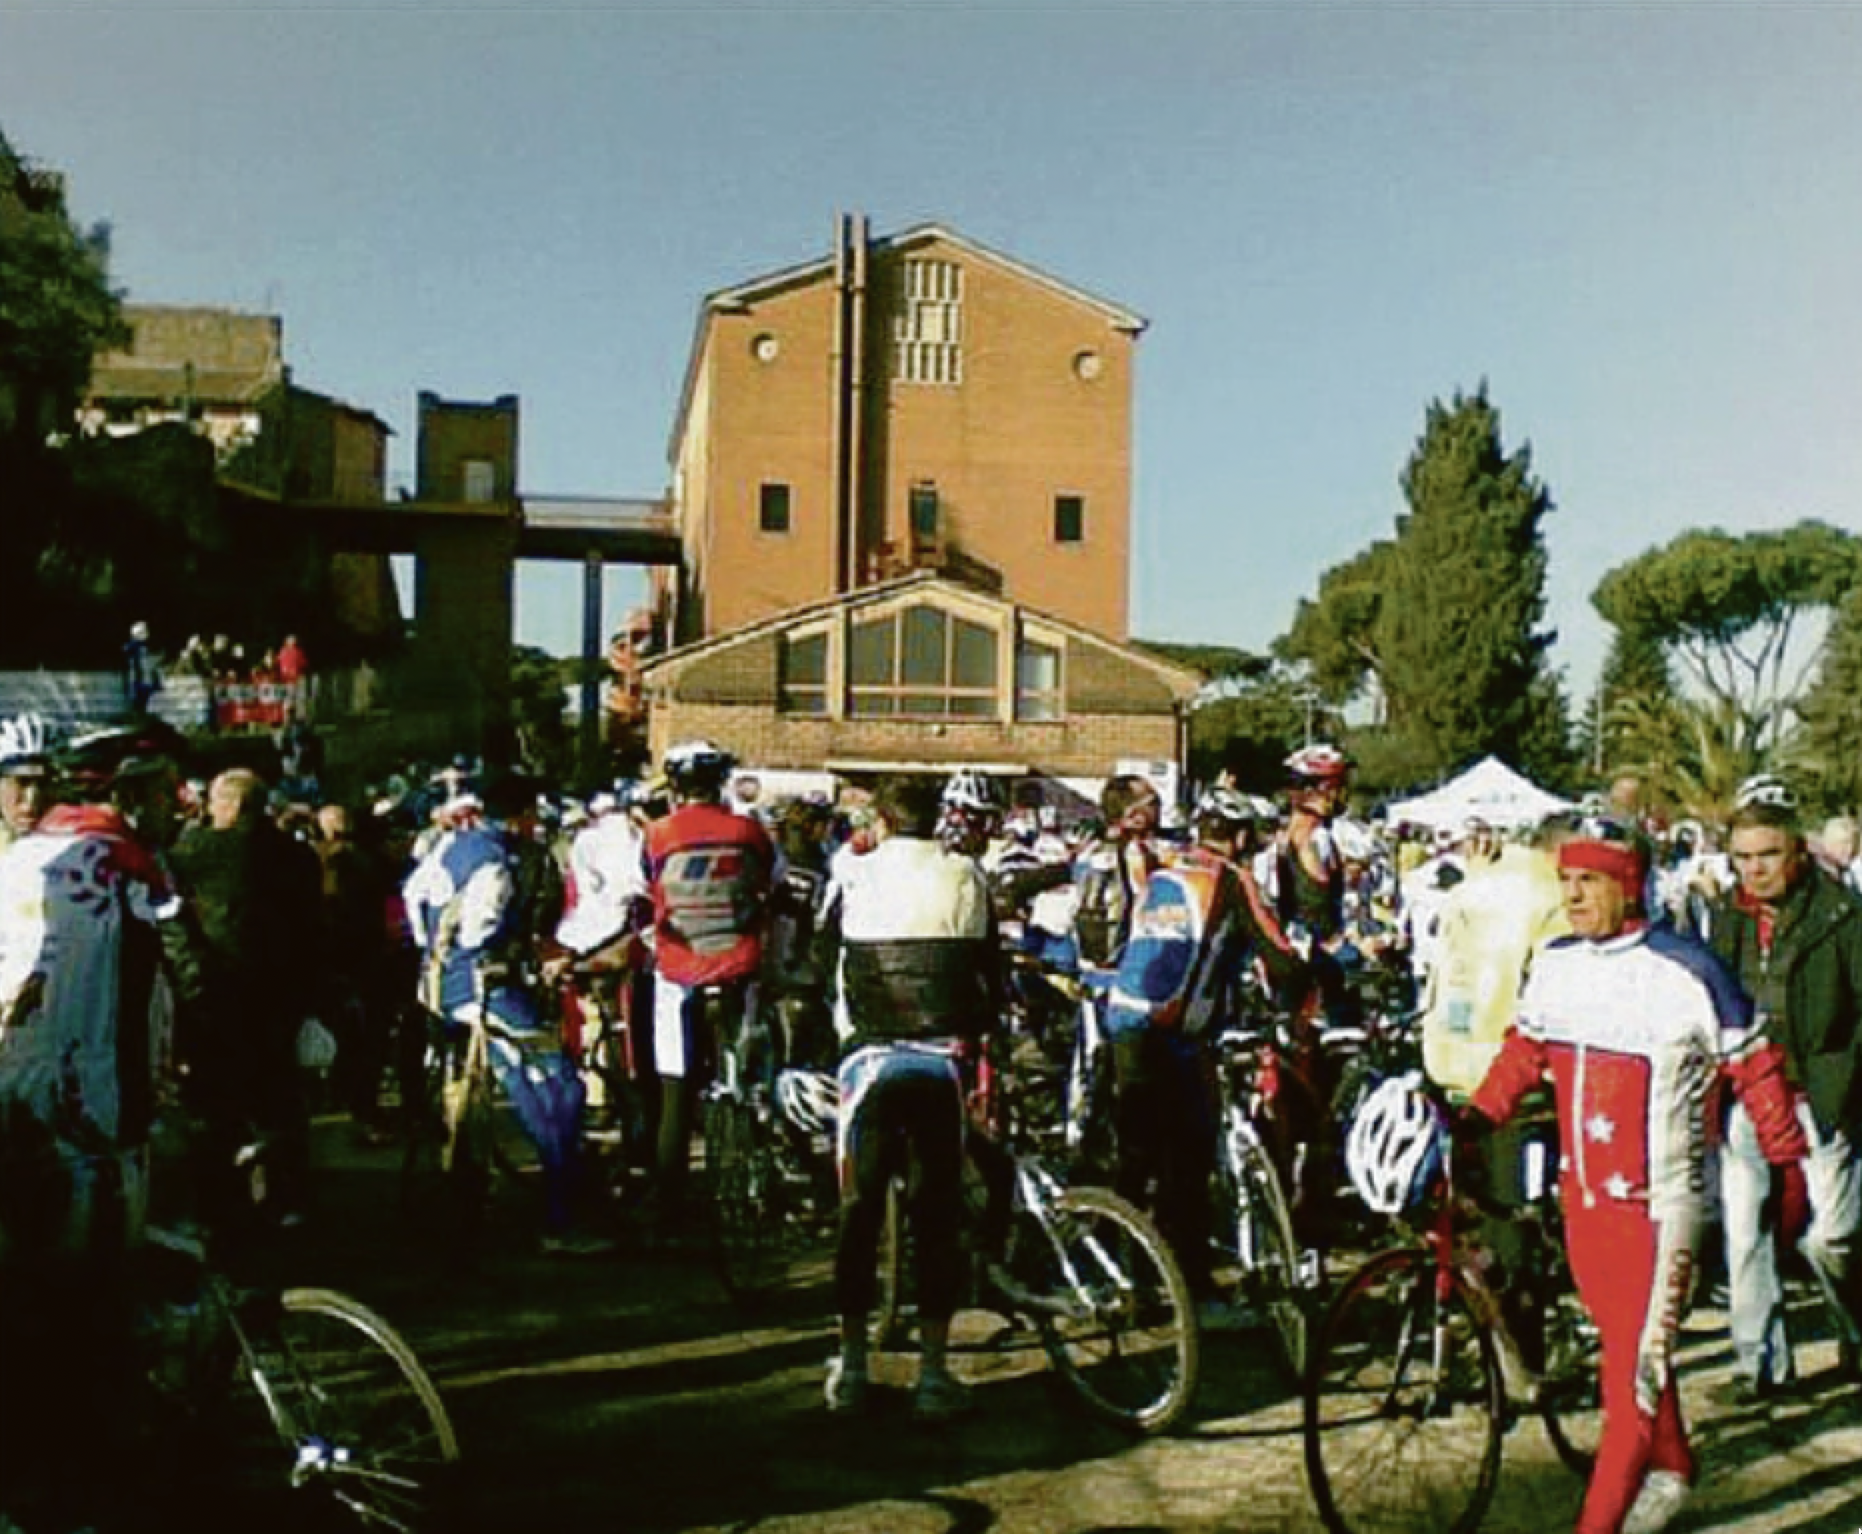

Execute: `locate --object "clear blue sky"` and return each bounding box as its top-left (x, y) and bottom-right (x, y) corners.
top-left (6, 1), bottom-right (1860, 699)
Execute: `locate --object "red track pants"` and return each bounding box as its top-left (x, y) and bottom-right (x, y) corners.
top-left (1566, 1201), bottom-right (1695, 1534)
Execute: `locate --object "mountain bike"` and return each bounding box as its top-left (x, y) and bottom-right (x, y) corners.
top-left (1301, 1125), bottom-right (1601, 1534)
top-left (1210, 1019), bottom-right (1319, 1381)
top-left (703, 988), bottom-right (839, 1304)
top-left (138, 1148), bottom-right (459, 1530)
top-left (870, 1034), bottom-right (1199, 1435)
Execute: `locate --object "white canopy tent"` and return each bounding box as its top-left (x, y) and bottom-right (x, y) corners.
top-left (1382, 754), bottom-right (1572, 833)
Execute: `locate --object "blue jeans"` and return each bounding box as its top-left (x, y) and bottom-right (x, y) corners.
top-left (1722, 1100), bottom-right (1862, 1384)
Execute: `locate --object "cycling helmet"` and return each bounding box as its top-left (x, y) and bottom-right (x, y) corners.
top-left (1345, 1071), bottom-right (1447, 1215)
top-left (662, 739), bottom-right (735, 794)
top-left (1193, 786), bottom-right (1255, 826)
top-left (53, 720), bottom-right (186, 797)
top-left (1734, 772), bottom-right (1798, 814)
top-left (775, 1068), bottom-right (840, 1135)
top-left (0, 713), bottom-right (53, 773)
top-left (941, 769), bottom-right (1005, 816)
top-left (1286, 742), bottom-right (1352, 785)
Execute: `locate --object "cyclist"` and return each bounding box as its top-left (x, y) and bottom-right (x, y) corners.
top-left (643, 740), bottom-right (774, 1241)
top-left (937, 768), bottom-right (1004, 862)
top-left (1068, 774), bottom-right (1164, 972)
top-left (1460, 813), bottom-right (1809, 1534)
top-left (0, 722), bottom-right (198, 1532)
top-left (824, 775), bottom-right (997, 1421)
top-left (1260, 743), bottom-right (1353, 950)
top-left (0, 712), bottom-right (56, 853)
top-left (1105, 787), bottom-right (1306, 1309)
top-left (404, 778), bottom-right (595, 1253)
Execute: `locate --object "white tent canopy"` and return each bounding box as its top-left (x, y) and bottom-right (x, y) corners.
top-left (1382, 755), bottom-right (1572, 833)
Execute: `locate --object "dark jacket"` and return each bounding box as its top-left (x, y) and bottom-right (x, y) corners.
top-left (1711, 864), bottom-right (1862, 1137)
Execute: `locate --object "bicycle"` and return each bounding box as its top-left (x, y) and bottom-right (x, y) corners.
top-left (1209, 1017), bottom-right (1319, 1381)
top-left (1301, 1118), bottom-right (1602, 1534)
top-left (400, 963), bottom-right (590, 1252)
top-left (702, 986), bottom-right (840, 1304)
top-left (869, 1033), bottom-right (1200, 1435)
top-left (137, 1147), bottom-right (459, 1530)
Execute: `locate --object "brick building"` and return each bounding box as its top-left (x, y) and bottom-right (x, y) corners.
top-left (661, 217), bottom-right (1143, 646)
top-left (642, 571), bottom-right (1198, 790)
top-left (647, 218), bottom-right (1189, 790)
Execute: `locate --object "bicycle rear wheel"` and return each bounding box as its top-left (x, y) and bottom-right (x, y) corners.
top-left (1218, 1120), bottom-right (1310, 1381)
top-left (1538, 1282), bottom-right (1602, 1476)
top-left (1303, 1246), bottom-right (1504, 1534)
top-left (707, 1095), bottom-right (823, 1305)
top-left (1017, 1185), bottom-right (1197, 1434)
top-left (236, 1287), bottom-right (459, 1531)
top-left (870, 1175), bottom-right (915, 1349)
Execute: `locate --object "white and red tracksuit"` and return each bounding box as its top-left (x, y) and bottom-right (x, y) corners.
top-left (1470, 923), bottom-right (1805, 1534)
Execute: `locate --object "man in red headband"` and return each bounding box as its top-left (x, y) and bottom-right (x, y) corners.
top-left (1462, 813), bottom-right (1807, 1534)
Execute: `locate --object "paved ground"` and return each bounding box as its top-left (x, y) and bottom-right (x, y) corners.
top-left (282, 1121), bottom-right (1862, 1534)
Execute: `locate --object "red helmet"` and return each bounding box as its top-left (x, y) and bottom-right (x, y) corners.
top-left (1285, 743), bottom-right (1352, 786)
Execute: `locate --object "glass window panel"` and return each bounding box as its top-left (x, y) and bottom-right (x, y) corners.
top-left (950, 694), bottom-right (996, 718)
top-left (953, 620), bottom-right (997, 690)
top-left (783, 690), bottom-right (827, 716)
top-left (849, 691), bottom-right (895, 717)
top-left (900, 694), bottom-right (944, 716)
top-left (782, 632), bottom-right (826, 687)
top-left (1017, 641), bottom-right (1059, 693)
top-left (850, 619), bottom-right (894, 686)
top-left (909, 485), bottom-right (939, 540)
top-left (900, 607), bottom-right (947, 685)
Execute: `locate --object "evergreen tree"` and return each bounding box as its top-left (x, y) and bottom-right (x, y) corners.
top-left (1795, 583), bottom-right (1862, 813)
top-left (1376, 386), bottom-right (1566, 782)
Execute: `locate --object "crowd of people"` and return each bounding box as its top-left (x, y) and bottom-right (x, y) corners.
top-left (0, 705), bottom-right (1859, 1533)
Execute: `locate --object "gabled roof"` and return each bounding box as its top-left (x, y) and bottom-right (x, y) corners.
top-left (668, 220), bottom-right (1147, 463)
top-left (708, 222), bottom-right (1146, 332)
top-left (641, 570), bottom-right (1201, 702)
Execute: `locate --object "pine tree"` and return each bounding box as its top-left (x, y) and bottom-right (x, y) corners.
top-left (1375, 386), bottom-right (1566, 781)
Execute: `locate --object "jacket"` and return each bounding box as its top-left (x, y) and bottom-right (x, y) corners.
top-left (1471, 925), bottom-right (1805, 1223)
top-left (1710, 864), bottom-right (1862, 1137)
top-left (834, 835), bottom-right (996, 1049)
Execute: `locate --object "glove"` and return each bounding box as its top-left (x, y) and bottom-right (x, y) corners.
top-left (1768, 1160), bottom-right (1811, 1250)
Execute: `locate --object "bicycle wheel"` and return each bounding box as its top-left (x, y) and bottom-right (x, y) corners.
top-left (1303, 1246), bottom-right (1504, 1534)
top-left (707, 1095), bottom-right (818, 1304)
top-left (235, 1287), bottom-right (459, 1531)
top-left (1015, 1185), bottom-right (1197, 1434)
top-left (1218, 1118), bottom-right (1309, 1380)
top-left (1537, 1282), bottom-right (1601, 1476)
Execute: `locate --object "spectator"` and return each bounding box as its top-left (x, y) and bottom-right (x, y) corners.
top-left (277, 633), bottom-right (310, 724)
top-left (171, 767), bottom-right (323, 1226)
top-left (124, 619), bottom-right (161, 715)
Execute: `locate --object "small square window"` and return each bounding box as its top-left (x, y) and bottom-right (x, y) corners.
top-left (1054, 494), bottom-right (1085, 544)
top-left (759, 482), bottom-right (792, 534)
top-left (910, 484), bottom-right (939, 542)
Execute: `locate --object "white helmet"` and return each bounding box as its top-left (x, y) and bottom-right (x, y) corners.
top-left (663, 739), bottom-right (734, 794)
top-left (776, 1069), bottom-right (839, 1135)
top-left (942, 769), bottom-right (1004, 815)
top-left (1345, 1071), bottom-right (1446, 1215)
top-left (0, 712), bottom-right (53, 772)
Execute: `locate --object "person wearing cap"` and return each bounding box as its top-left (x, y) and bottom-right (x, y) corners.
top-left (1461, 814), bottom-right (1808, 1534)
top-left (0, 713), bottom-right (56, 854)
top-left (1710, 775), bottom-right (1862, 1402)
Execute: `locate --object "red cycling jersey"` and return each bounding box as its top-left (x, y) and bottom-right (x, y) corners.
top-left (645, 802), bottom-right (774, 988)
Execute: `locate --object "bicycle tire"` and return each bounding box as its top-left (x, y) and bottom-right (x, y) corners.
top-left (1218, 1118), bottom-right (1309, 1381)
top-left (1537, 1281), bottom-right (1601, 1476)
top-left (236, 1287), bottom-right (459, 1531)
top-left (707, 1096), bottom-right (817, 1305)
top-left (1303, 1245), bottom-right (1505, 1534)
top-left (1017, 1185), bottom-right (1198, 1435)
